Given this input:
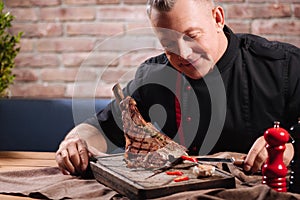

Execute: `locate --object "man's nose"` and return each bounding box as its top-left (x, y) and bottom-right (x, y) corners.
top-left (177, 40), bottom-right (192, 60)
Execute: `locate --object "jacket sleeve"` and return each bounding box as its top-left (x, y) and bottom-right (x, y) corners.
top-left (283, 45), bottom-right (300, 128)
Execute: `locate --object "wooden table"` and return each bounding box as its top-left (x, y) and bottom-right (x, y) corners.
top-left (0, 151), bottom-right (57, 200)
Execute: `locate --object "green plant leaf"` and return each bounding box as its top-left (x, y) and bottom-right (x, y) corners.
top-left (0, 0), bottom-right (22, 97)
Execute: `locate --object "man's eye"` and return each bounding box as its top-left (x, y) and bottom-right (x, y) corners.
top-left (185, 33), bottom-right (201, 40)
top-left (183, 35), bottom-right (193, 42)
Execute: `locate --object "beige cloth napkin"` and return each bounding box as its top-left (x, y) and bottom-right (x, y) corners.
top-left (0, 167), bottom-right (119, 199)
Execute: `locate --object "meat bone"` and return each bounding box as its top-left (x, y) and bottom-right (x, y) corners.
top-left (112, 83), bottom-right (124, 107)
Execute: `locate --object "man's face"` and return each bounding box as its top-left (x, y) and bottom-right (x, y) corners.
top-left (150, 0), bottom-right (225, 79)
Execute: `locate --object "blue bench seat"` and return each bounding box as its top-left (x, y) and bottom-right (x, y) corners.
top-left (0, 98), bottom-right (111, 152)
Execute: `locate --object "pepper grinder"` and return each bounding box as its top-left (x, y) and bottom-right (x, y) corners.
top-left (262, 121), bottom-right (289, 192)
top-left (289, 118), bottom-right (300, 193)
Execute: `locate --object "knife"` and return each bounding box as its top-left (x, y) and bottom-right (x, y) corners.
top-left (182, 155), bottom-right (245, 166)
top-left (146, 155), bottom-right (244, 179)
top-left (196, 157), bottom-right (235, 163)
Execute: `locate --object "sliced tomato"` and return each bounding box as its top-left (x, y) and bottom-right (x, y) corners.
top-left (173, 176), bottom-right (189, 182)
top-left (181, 155), bottom-right (198, 163)
top-left (165, 170), bottom-right (184, 176)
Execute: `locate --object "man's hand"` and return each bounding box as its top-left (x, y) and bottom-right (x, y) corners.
top-left (55, 123), bottom-right (108, 175)
top-left (244, 136), bottom-right (294, 173)
top-left (56, 135), bottom-right (90, 175)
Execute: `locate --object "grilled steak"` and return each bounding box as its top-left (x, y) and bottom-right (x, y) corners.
top-left (113, 83), bottom-right (187, 169)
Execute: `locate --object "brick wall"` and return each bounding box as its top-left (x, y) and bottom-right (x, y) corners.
top-left (4, 0), bottom-right (300, 98)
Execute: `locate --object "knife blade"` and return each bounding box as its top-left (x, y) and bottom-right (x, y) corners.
top-left (196, 157), bottom-right (235, 163)
top-left (193, 157), bottom-right (244, 166)
top-left (181, 155), bottom-right (244, 165)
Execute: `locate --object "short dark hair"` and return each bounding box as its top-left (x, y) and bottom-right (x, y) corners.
top-left (146, 0), bottom-right (177, 17)
top-left (146, 0), bottom-right (215, 17)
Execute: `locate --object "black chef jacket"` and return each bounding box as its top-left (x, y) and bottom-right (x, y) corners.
top-left (87, 26), bottom-right (300, 155)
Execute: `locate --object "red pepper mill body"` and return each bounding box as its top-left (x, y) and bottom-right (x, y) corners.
top-left (262, 121), bottom-right (289, 192)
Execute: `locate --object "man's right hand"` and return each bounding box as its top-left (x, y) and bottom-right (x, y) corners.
top-left (56, 135), bottom-right (90, 175)
top-left (55, 123), bottom-right (108, 176)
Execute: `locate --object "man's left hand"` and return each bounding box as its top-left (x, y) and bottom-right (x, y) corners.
top-left (244, 136), bottom-right (294, 173)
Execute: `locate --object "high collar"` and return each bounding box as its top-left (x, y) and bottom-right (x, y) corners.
top-left (215, 25), bottom-right (240, 73)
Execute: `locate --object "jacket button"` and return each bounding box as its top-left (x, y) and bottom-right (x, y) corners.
top-left (186, 85), bottom-right (191, 91)
top-left (186, 116), bottom-right (192, 122)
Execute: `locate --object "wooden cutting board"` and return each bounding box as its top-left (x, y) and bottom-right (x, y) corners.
top-left (90, 154), bottom-right (235, 200)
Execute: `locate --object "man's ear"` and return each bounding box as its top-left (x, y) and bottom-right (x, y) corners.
top-left (212, 6), bottom-right (225, 32)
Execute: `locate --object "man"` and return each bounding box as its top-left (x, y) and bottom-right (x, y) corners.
top-left (56, 0), bottom-right (298, 176)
